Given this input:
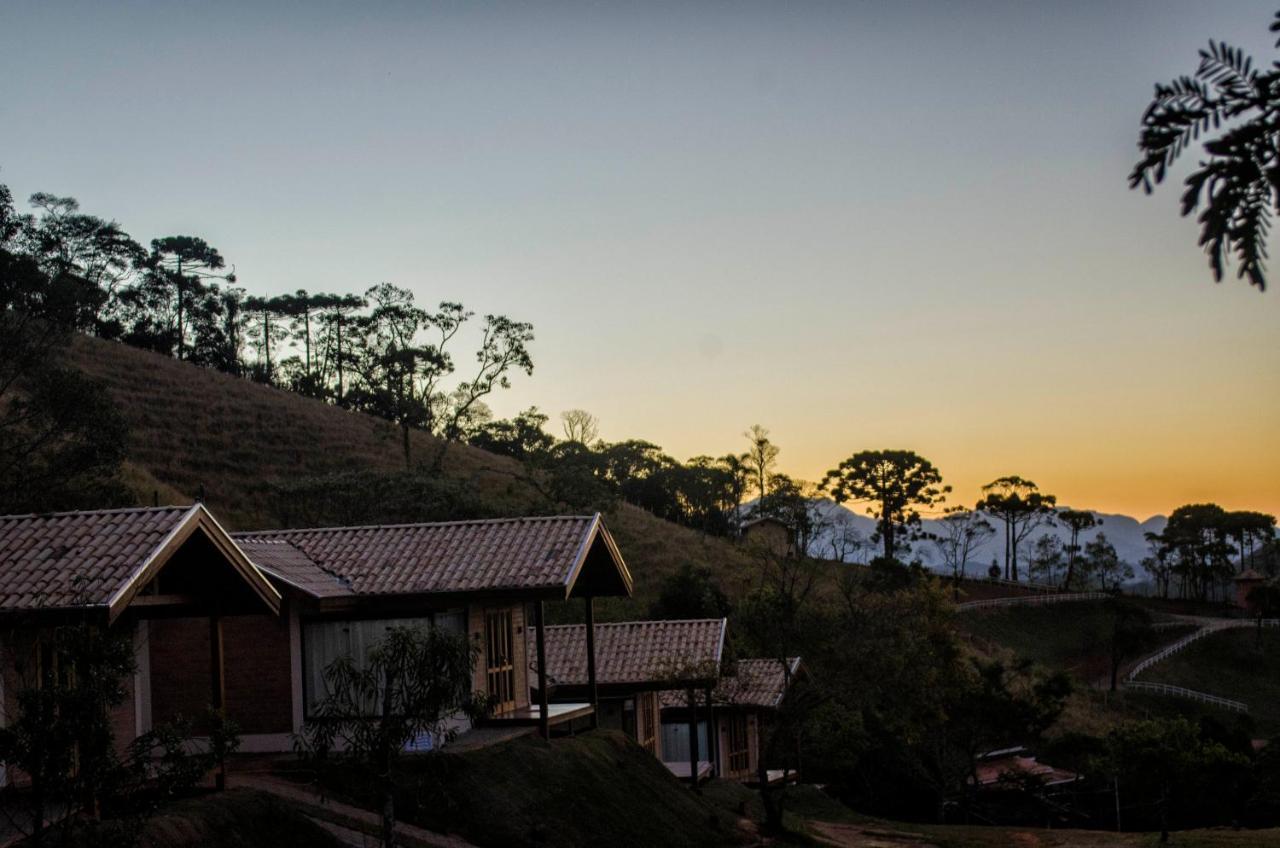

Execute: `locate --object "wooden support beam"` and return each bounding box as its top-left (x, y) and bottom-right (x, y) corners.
top-left (584, 596), bottom-right (599, 729)
top-left (705, 687), bottom-right (717, 777)
top-left (534, 600), bottom-right (550, 740)
top-left (687, 687), bottom-right (699, 791)
top-left (209, 615), bottom-right (225, 711)
top-left (209, 614), bottom-right (226, 791)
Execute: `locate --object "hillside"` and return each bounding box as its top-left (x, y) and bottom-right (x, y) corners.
top-left (958, 601), bottom-right (1194, 683)
top-left (1143, 628), bottom-right (1280, 737)
top-left (279, 730), bottom-right (744, 848)
top-left (66, 335), bottom-right (763, 614)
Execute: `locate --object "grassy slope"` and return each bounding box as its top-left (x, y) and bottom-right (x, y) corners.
top-left (36, 789), bottom-right (343, 848)
top-left (703, 781), bottom-right (1280, 848)
top-left (287, 730), bottom-right (744, 848)
top-left (1143, 628), bottom-right (1280, 737)
top-left (958, 602), bottom-right (1192, 682)
top-left (68, 335), bottom-right (763, 614)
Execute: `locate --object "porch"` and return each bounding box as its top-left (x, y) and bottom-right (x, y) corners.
top-left (479, 702), bottom-right (594, 728)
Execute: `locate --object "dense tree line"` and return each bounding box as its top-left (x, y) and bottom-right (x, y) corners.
top-left (0, 181), bottom-right (535, 471)
top-left (652, 542), bottom-right (1280, 832)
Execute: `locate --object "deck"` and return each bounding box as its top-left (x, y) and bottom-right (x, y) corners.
top-left (479, 702), bottom-right (594, 727)
top-left (663, 760), bottom-right (714, 781)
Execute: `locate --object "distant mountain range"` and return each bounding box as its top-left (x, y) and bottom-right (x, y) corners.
top-left (799, 499), bottom-right (1167, 578)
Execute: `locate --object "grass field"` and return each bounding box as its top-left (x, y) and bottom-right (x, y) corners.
top-left (957, 601), bottom-right (1193, 682)
top-left (703, 781), bottom-right (1280, 847)
top-left (24, 789), bottom-right (343, 848)
top-left (280, 729), bottom-right (744, 848)
top-left (1142, 628), bottom-right (1280, 737)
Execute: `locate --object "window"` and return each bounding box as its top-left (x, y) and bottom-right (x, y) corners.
top-left (301, 611), bottom-right (465, 715)
top-left (727, 713), bottom-right (750, 774)
top-left (485, 609), bottom-right (516, 714)
top-left (634, 692), bottom-right (658, 755)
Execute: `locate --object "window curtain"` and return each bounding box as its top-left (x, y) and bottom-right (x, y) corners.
top-left (302, 610), bottom-right (465, 714)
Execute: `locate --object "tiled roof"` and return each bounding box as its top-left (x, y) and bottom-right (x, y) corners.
top-left (537, 619), bottom-right (726, 688)
top-left (235, 538), bottom-right (353, 599)
top-left (236, 514), bottom-right (623, 599)
top-left (660, 656), bottom-right (802, 710)
top-left (716, 657), bottom-right (802, 708)
top-left (0, 506), bottom-right (193, 611)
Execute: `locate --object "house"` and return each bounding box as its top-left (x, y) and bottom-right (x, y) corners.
top-left (740, 516), bottom-right (795, 558)
top-left (0, 504), bottom-right (283, 781)
top-left (1234, 569), bottom-right (1267, 610)
top-left (661, 656), bottom-right (803, 783)
top-left (971, 747), bottom-right (1078, 790)
top-left (0, 505), bottom-right (633, 772)
top-left (533, 618), bottom-right (725, 781)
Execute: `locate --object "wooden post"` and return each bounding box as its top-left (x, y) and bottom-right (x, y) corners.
top-left (584, 596), bottom-right (599, 729)
top-left (209, 615), bottom-right (225, 711)
top-left (688, 689), bottom-right (701, 790)
top-left (705, 687), bottom-right (717, 777)
top-left (534, 600), bottom-right (550, 739)
top-left (209, 615), bottom-right (226, 791)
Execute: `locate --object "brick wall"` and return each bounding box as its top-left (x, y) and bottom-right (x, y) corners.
top-left (148, 614), bottom-right (293, 734)
top-left (148, 617), bottom-right (212, 727)
top-left (222, 614), bottom-right (293, 734)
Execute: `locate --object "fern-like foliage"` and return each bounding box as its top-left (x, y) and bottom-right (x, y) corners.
top-left (1130, 11), bottom-right (1280, 291)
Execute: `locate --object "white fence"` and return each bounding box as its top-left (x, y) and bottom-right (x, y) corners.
top-left (1125, 624), bottom-right (1232, 681)
top-left (1122, 681), bottom-right (1249, 713)
top-left (1126, 618), bottom-right (1280, 681)
top-left (955, 592), bottom-right (1110, 612)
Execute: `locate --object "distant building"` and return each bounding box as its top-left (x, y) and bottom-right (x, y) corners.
top-left (1234, 569), bottom-right (1267, 610)
top-left (660, 656), bottom-right (804, 784)
top-left (740, 516), bottom-right (795, 558)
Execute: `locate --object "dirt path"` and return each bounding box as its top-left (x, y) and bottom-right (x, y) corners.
top-left (807, 821), bottom-right (942, 847)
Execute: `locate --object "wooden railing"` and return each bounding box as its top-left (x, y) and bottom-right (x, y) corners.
top-left (955, 592), bottom-right (1110, 612)
top-left (1122, 681), bottom-right (1249, 713)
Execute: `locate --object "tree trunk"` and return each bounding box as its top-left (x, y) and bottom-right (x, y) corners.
top-left (335, 315), bottom-right (344, 404)
top-left (175, 257), bottom-right (185, 360)
top-left (304, 307), bottom-right (312, 380)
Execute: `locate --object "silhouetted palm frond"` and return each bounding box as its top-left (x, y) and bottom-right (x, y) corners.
top-left (1130, 11), bottom-right (1280, 291)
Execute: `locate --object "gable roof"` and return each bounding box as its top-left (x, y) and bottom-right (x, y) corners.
top-left (717, 657), bottom-right (803, 708)
top-left (660, 656), bottom-right (803, 710)
top-left (0, 504), bottom-right (281, 622)
top-left (537, 618), bottom-right (726, 689)
top-left (236, 513), bottom-right (632, 601)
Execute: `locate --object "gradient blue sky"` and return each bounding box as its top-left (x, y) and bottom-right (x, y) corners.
top-left (2, 1), bottom-right (1277, 517)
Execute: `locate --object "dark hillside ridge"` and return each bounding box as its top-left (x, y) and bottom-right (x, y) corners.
top-left (67, 334), bottom-right (763, 612)
top-left (285, 730), bottom-right (745, 848)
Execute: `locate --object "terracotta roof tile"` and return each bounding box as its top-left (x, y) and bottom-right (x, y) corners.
top-left (0, 506), bottom-right (193, 611)
top-left (236, 515), bottom-right (607, 598)
top-left (716, 657), bottom-right (802, 708)
top-left (537, 619), bottom-right (726, 688)
top-left (234, 538), bottom-right (353, 598)
top-left (660, 657), bottom-right (802, 710)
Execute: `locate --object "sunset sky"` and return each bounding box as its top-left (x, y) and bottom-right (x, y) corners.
top-left (2, 1), bottom-right (1277, 519)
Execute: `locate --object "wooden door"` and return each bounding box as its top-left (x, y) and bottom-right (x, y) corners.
top-left (485, 609), bottom-right (516, 714)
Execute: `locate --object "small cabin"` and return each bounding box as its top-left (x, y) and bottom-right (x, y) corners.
top-left (740, 516), bottom-right (795, 558)
top-left (534, 618), bottom-right (725, 777)
top-left (661, 656), bottom-right (803, 784)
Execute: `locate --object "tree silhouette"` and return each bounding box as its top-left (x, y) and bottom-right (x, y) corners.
top-left (744, 424), bottom-right (779, 502)
top-left (821, 449), bottom-right (949, 561)
top-left (976, 476), bottom-right (1056, 582)
top-left (143, 236), bottom-right (235, 360)
top-left (1130, 10), bottom-right (1280, 290)
top-left (1058, 508), bottom-right (1101, 590)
